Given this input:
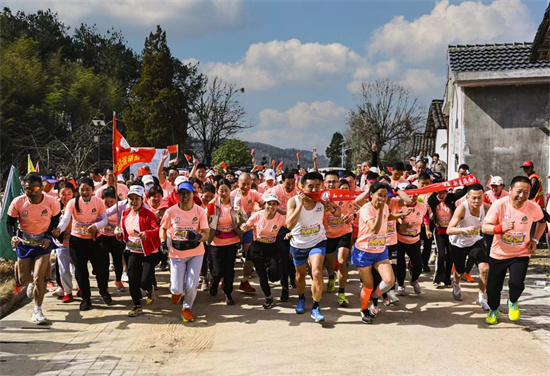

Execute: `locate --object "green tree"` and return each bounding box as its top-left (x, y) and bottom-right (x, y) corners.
top-left (325, 132), bottom-right (344, 167)
top-left (211, 139), bottom-right (250, 168)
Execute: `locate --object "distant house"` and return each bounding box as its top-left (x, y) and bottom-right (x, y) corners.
top-left (422, 99), bottom-right (448, 161)
top-left (531, 4), bottom-right (550, 62)
top-left (442, 43), bottom-right (550, 192)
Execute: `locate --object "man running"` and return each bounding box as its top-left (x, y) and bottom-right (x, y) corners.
top-left (482, 176), bottom-right (546, 324)
top-left (447, 184), bottom-right (491, 310)
top-left (286, 172), bottom-right (340, 322)
top-left (7, 172), bottom-right (61, 325)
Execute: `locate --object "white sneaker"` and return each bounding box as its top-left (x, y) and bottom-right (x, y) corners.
top-left (31, 309), bottom-right (50, 325)
top-left (387, 290), bottom-right (400, 303)
top-left (52, 286), bottom-right (64, 297)
top-left (477, 294), bottom-right (490, 311)
top-left (26, 283), bottom-right (34, 298)
top-left (121, 272), bottom-right (129, 282)
top-left (397, 286), bottom-right (407, 296)
top-left (109, 263), bottom-right (115, 272)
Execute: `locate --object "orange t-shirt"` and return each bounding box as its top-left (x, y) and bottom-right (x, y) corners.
top-left (485, 197), bottom-right (544, 260)
top-left (161, 180), bottom-right (175, 197)
top-left (390, 177), bottom-right (408, 189)
top-left (258, 182), bottom-right (275, 194)
top-left (268, 184), bottom-right (296, 212)
top-left (124, 211), bottom-right (144, 253)
top-left (246, 211), bottom-right (286, 243)
top-left (211, 203), bottom-right (239, 246)
top-left (94, 183), bottom-right (129, 200)
top-left (484, 190), bottom-right (509, 204)
top-left (355, 202), bottom-right (389, 253)
top-left (324, 201), bottom-right (354, 238)
top-left (397, 202), bottom-right (428, 244)
top-left (231, 189), bottom-right (263, 218)
top-left (65, 196), bottom-right (107, 239)
top-left (386, 198), bottom-right (402, 246)
top-left (435, 202), bottom-right (452, 229)
top-left (161, 204), bottom-right (208, 258)
top-left (7, 194), bottom-right (61, 234)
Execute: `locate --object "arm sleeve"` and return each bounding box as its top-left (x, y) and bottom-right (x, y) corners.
top-left (94, 213), bottom-right (108, 229)
top-left (47, 213), bottom-right (61, 235)
top-left (6, 215), bottom-right (17, 237)
top-left (57, 212), bottom-right (72, 232)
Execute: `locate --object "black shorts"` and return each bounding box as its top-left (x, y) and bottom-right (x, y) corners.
top-left (451, 240), bottom-right (488, 274)
top-left (388, 244), bottom-right (398, 260)
top-left (326, 232), bottom-right (352, 254)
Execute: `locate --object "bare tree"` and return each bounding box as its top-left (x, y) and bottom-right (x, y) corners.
top-left (346, 79), bottom-right (425, 167)
top-left (189, 76), bottom-right (252, 165)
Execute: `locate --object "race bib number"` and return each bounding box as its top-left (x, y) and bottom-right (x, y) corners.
top-left (327, 216), bottom-right (345, 228)
top-left (74, 221), bottom-right (93, 236)
top-left (19, 232), bottom-right (44, 246)
top-left (257, 236), bottom-right (276, 244)
top-left (300, 224), bottom-right (320, 237)
top-left (463, 226), bottom-right (481, 237)
top-left (398, 227), bottom-right (418, 237)
top-left (103, 223), bottom-right (117, 235)
top-left (501, 232), bottom-right (527, 247)
top-left (437, 217), bottom-right (451, 228)
top-left (174, 226), bottom-right (196, 241)
top-left (365, 235), bottom-right (386, 251)
top-left (126, 237), bottom-right (143, 252)
top-left (386, 221), bottom-right (396, 235)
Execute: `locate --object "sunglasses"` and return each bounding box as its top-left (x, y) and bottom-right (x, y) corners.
top-left (24, 186), bottom-right (41, 192)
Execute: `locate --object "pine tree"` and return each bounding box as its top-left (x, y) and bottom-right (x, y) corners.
top-left (326, 132), bottom-right (344, 167)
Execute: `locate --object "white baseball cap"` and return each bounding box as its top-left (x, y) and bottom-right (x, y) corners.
top-left (128, 185), bottom-right (145, 198)
top-left (117, 174), bottom-right (125, 183)
top-left (370, 167), bottom-right (379, 174)
top-left (489, 176), bottom-right (504, 186)
top-left (262, 193), bottom-right (280, 204)
top-left (206, 170), bottom-right (215, 178)
top-left (142, 175), bottom-right (155, 185)
top-left (174, 176), bottom-right (188, 187)
top-left (398, 182), bottom-right (409, 191)
top-left (265, 169), bottom-right (276, 181)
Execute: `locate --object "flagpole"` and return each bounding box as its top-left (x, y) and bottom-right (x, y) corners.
top-left (113, 111), bottom-right (121, 235)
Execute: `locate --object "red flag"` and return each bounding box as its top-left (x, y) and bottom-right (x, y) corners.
top-left (387, 166), bottom-right (393, 173)
top-left (277, 161), bottom-right (284, 170)
top-left (184, 154), bottom-right (193, 164)
top-left (251, 149), bottom-right (255, 156)
top-left (35, 162), bottom-right (40, 173)
top-left (271, 159), bottom-right (276, 168)
top-left (167, 145), bottom-right (178, 155)
top-left (296, 152), bottom-right (301, 159)
top-left (68, 178), bottom-right (77, 189)
top-left (486, 175), bottom-right (493, 188)
top-left (219, 162), bottom-right (227, 170)
top-left (112, 113), bottom-right (155, 174)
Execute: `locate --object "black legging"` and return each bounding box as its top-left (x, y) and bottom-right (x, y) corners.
top-left (101, 235), bottom-right (125, 282)
top-left (277, 227), bottom-right (295, 291)
top-left (201, 243), bottom-right (214, 278)
top-left (249, 241), bottom-right (281, 297)
top-left (433, 232), bottom-right (452, 285)
top-left (69, 235), bottom-right (108, 302)
top-left (211, 244), bottom-right (239, 296)
top-left (397, 241), bottom-right (422, 286)
top-left (420, 225), bottom-right (433, 267)
top-left (487, 256), bottom-right (529, 311)
top-left (127, 251), bottom-right (160, 306)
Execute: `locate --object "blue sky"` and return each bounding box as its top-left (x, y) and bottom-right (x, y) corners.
top-left (6, 0), bottom-right (548, 153)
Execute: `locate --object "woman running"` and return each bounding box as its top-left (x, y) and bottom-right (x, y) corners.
top-left (207, 178), bottom-right (242, 305)
top-left (160, 181), bottom-right (209, 322)
top-left (100, 186), bottom-right (126, 292)
top-left (121, 185), bottom-right (161, 317)
top-left (240, 193), bottom-right (285, 309)
top-left (53, 177), bottom-right (109, 311)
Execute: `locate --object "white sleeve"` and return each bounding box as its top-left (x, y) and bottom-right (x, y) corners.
top-left (94, 213), bottom-right (109, 230)
top-left (57, 212), bottom-right (72, 232)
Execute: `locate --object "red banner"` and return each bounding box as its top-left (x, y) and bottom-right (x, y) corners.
top-left (112, 113), bottom-right (155, 174)
top-left (167, 144), bottom-right (178, 155)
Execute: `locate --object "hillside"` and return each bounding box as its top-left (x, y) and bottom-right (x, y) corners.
top-left (243, 141), bottom-right (329, 170)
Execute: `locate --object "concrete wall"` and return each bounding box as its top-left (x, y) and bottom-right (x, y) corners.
top-left (462, 84), bottom-right (549, 194)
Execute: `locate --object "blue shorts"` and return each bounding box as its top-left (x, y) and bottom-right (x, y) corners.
top-left (290, 240), bottom-right (326, 267)
top-left (241, 229), bottom-right (254, 245)
top-left (351, 246), bottom-right (389, 268)
top-left (16, 242), bottom-right (52, 259)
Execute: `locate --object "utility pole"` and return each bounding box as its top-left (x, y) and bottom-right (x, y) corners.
top-left (340, 141), bottom-right (353, 169)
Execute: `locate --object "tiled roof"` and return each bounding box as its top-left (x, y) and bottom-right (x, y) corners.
top-left (448, 43), bottom-right (550, 72)
top-left (530, 4), bottom-right (550, 61)
top-left (429, 100), bottom-right (447, 130)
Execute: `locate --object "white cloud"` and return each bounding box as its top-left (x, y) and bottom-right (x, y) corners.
top-left (198, 39), bottom-right (363, 90)
top-left (242, 101), bottom-right (349, 150)
top-left (368, 0), bottom-right (534, 64)
top-left (348, 59), bottom-right (400, 93)
top-left (5, 0), bottom-right (248, 38)
top-left (398, 69), bottom-right (445, 99)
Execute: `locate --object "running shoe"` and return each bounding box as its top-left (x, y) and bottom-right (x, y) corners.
top-left (281, 288), bottom-right (290, 302)
top-left (296, 298), bottom-right (306, 314)
top-left (486, 309), bottom-right (500, 325)
top-left (121, 272), bottom-right (129, 282)
top-left (128, 305), bottom-right (143, 317)
top-left (239, 280), bottom-right (256, 294)
top-left (433, 281), bottom-right (445, 288)
top-left (338, 293), bottom-right (349, 307)
top-left (463, 273), bottom-right (475, 282)
top-left (46, 280), bottom-right (57, 292)
top-left (115, 281), bottom-right (126, 292)
top-left (360, 309), bottom-right (372, 324)
top-left (387, 290), bottom-right (400, 303)
top-left (477, 294), bottom-right (490, 311)
top-left (369, 299), bottom-right (379, 317)
top-left (411, 280), bottom-right (422, 294)
top-left (31, 309), bottom-right (50, 325)
top-left (310, 307), bottom-right (325, 322)
top-left (101, 291), bottom-right (113, 305)
top-left (159, 262), bottom-right (169, 272)
top-left (397, 286), bottom-right (407, 296)
top-left (109, 263), bottom-right (115, 272)
top-left (209, 284), bottom-right (218, 297)
top-left (225, 295), bottom-right (235, 306)
top-left (26, 283), bottom-right (34, 298)
top-left (146, 290), bottom-right (155, 305)
top-left (383, 297), bottom-right (392, 306)
top-left (452, 280), bottom-right (462, 301)
top-left (80, 300), bottom-right (92, 311)
top-left (508, 299), bottom-right (520, 321)
top-left (52, 286), bottom-right (64, 297)
top-left (423, 265), bottom-right (431, 273)
top-left (61, 294), bottom-right (73, 303)
top-left (201, 278), bottom-right (210, 292)
top-left (171, 294), bottom-right (182, 304)
top-left (181, 308), bottom-right (195, 322)
top-left (327, 277), bottom-right (336, 293)
top-left (263, 298), bottom-right (274, 309)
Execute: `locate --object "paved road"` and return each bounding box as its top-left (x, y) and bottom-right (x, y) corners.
top-left (1, 264), bottom-right (550, 376)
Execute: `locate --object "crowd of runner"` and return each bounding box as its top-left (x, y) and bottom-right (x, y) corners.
top-left (6, 148), bottom-right (550, 326)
